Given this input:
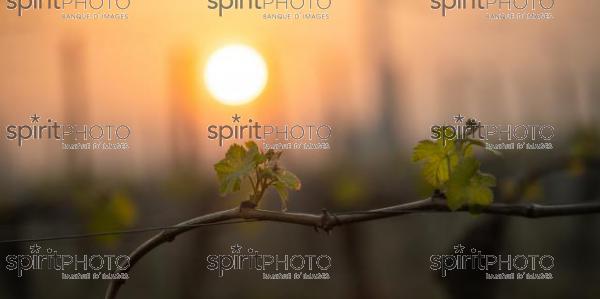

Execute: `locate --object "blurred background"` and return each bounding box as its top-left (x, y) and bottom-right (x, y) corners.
top-left (1, 0), bottom-right (600, 298)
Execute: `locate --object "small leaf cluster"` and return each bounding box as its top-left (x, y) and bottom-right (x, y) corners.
top-left (214, 141), bottom-right (301, 211)
top-left (412, 126), bottom-right (497, 211)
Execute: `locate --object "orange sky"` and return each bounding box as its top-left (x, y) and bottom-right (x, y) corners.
top-left (0, 0), bottom-right (598, 178)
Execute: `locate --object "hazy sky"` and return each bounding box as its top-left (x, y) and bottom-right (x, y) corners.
top-left (1, 0), bottom-right (598, 178)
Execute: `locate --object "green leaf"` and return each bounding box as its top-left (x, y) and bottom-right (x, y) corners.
top-left (446, 157), bottom-right (496, 211)
top-left (467, 183), bottom-right (494, 206)
top-left (461, 139), bottom-right (482, 158)
top-left (265, 149), bottom-right (282, 161)
top-left (272, 169), bottom-right (301, 211)
top-left (273, 182), bottom-right (289, 211)
top-left (214, 143), bottom-right (257, 195)
top-left (275, 169), bottom-right (301, 191)
top-left (412, 140), bottom-right (458, 188)
top-left (245, 141), bottom-right (267, 164)
top-left (214, 142), bottom-right (302, 209)
top-left (412, 140), bottom-right (437, 161)
top-left (477, 172), bottom-right (497, 187)
top-left (259, 167), bottom-right (277, 180)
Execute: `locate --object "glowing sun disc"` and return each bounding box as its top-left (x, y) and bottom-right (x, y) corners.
top-left (204, 44), bottom-right (268, 106)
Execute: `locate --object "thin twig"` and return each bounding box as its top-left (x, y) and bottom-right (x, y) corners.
top-left (105, 198), bottom-right (600, 299)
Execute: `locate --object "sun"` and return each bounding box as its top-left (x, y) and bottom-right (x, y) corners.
top-left (203, 44), bottom-right (268, 106)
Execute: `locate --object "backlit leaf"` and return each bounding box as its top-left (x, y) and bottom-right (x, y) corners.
top-left (446, 157), bottom-right (496, 211)
top-left (275, 169), bottom-right (301, 191)
top-left (273, 182), bottom-right (289, 211)
top-left (214, 142), bottom-right (302, 210)
top-left (214, 143), bottom-right (256, 195)
top-left (412, 139), bottom-right (458, 188)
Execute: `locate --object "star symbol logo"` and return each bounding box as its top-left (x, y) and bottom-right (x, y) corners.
top-left (453, 114), bottom-right (465, 123)
top-left (232, 114), bottom-right (241, 123)
top-left (231, 244), bottom-right (242, 254)
top-left (29, 244), bottom-right (41, 254)
top-left (30, 114), bottom-right (40, 123)
top-left (453, 244), bottom-right (465, 254)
